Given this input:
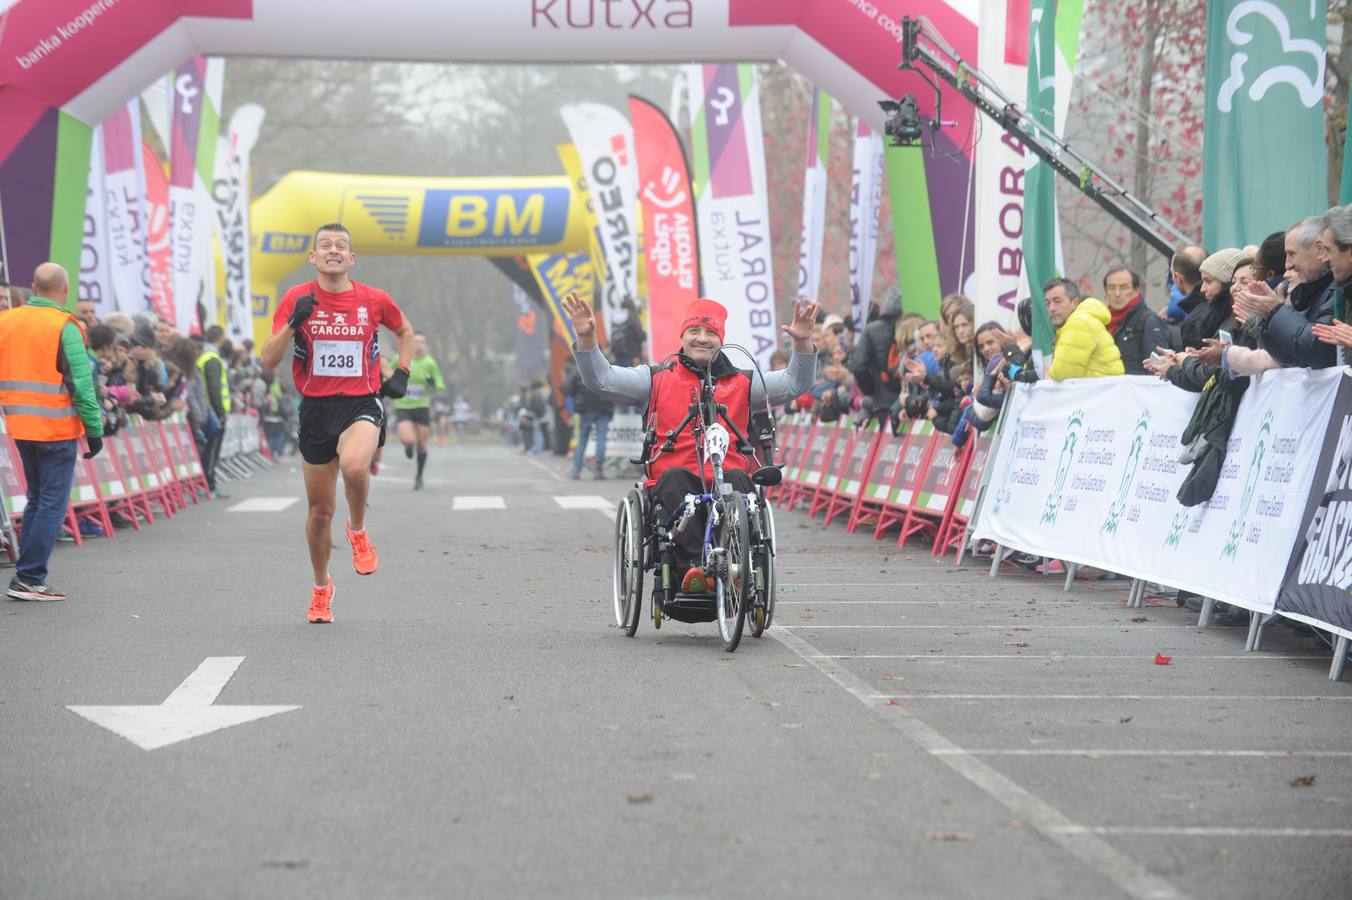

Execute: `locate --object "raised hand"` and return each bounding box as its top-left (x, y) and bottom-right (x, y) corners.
top-left (561, 291), bottom-right (596, 339)
top-left (780, 297), bottom-right (821, 344)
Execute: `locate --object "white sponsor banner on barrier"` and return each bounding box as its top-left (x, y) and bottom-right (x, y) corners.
top-left (974, 369), bottom-right (1342, 613)
top-left (605, 412), bottom-right (646, 463)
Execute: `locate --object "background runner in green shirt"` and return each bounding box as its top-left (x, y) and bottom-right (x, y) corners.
top-left (394, 332), bottom-right (445, 490)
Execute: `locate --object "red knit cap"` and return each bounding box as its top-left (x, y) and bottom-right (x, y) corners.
top-left (680, 298), bottom-right (728, 343)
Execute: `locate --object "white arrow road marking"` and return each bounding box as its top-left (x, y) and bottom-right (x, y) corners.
top-left (67, 656), bottom-right (300, 751)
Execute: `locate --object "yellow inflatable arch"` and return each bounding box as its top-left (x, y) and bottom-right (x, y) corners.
top-left (244, 170), bottom-right (590, 344)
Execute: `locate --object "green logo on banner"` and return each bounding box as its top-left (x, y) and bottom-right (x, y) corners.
top-left (1222, 410), bottom-right (1272, 560)
top-left (1041, 409), bottom-right (1083, 526)
top-left (1103, 409), bottom-right (1150, 535)
top-left (1164, 508), bottom-right (1189, 550)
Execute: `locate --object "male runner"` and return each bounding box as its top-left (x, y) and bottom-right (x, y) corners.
top-left (394, 331), bottom-right (445, 490)
top-left (260, 223), bottom-right (413, 624)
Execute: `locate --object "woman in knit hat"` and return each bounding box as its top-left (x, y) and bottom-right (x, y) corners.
top-left (1181, 248), bottom-right (1247, 349)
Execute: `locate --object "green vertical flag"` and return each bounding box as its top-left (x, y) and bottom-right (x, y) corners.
top-left (1203, 1), bottom-right (1328, 249)
top-left (1023, 0), bottom-right (1059, 359)
top-left (884, 145), bottom-right (941, 320)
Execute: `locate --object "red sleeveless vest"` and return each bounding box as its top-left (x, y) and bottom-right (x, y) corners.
top-left (646, 359), bottom-right (752, 485)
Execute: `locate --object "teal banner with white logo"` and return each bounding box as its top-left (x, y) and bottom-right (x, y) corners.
top-left (1203, 0), bottom-right (1328, 249)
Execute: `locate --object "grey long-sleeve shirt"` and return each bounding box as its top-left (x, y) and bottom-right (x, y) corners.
top-left (572, 344), bottom-right (817, 411)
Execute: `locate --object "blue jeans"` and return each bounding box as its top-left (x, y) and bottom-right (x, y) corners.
top-left (572, 411), bottom-right (611, 476)
top-left (15, 439), bottom-right (77, 584)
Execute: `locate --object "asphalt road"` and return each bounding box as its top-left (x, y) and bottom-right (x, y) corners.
top-left (2, 437), bottom-right (1350, 899)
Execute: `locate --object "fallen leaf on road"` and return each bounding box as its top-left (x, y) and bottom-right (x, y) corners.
top-left (880, 674), bottom-right (898, 681)
top-left (627, 793), bottom-right (654, 804)
top-left (924, 832), bottom-right (971, 842)
top-left (887, 699), bottom-right (901, 706)
top-left (1119, 717), bottom-right (1133, 724)
top-left (1154, 653), bottom-right (1173, 665)
top-left (1131, 616), bottom-right (1149, 624)
top-left (261, 859), bottom-right (309, 869)
top-left (1290, 775), bottom-right (1318, 788)
top-left (784, 663), bottom-right (804, 668)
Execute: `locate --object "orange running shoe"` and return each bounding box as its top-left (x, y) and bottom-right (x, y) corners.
top-left (347, 521), bottom-right (378, 575)
top-left (308, 581), bottom-right (335, 624)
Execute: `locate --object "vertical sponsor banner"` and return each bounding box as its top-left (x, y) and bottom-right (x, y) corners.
top-left (80, 127), bottom-right (113, 312)
top-left (973, 0), bottom-right (1030, 327)
top-left (1278, 375), bottom-right (1352, 639)
top-left (797, 86), bottom-right (831, 304)
top-left (102, 100), bottom-right (151, 313)
top-left (974, 369), bottom-right (1341, 613)
top-left (213, 104), bottom-right (265, 343)
top-left (1023, 0), bottom-right (1059, 360)
top-left (527, 252), bottom-right (597, 346)
top-left (556, 144), bottom-right (611, 321)
top-left (512, 282), bottom-right (548, 375)
top-left (628, 94), bottom-right (699, 363)
top-left (141, 142), bottom-right (175, 324)
top-left (168, 55), bottom-right (211, 333)
top-left (195, 58), bottom-right (226, 330)
top-left (559, 103), bottom-right (639, 335)
top-left (1203, 0), bottom-right (1327, 250)
top-left (848, 122), bottom-right (884, 333)
top-left (687, 64), bottom-right (778, 369)
top-left (885, 144), bottom-right (942, 319)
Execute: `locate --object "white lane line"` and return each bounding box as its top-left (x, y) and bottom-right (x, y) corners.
top-left (767, 626), bottom-right (1188, 900)
top-left (777, 600), bottom-right (1130, 605)
top-left (780, 624), bottom-right (1201, 629)
top-left (1052, 826), bottom-right (1352, 838)
top-left (553, 495), bottom-right (617, 519)
top-left (523, 455), bottom-right (565, 482)
top-left (227, 497), bottom-right (299, 512)
top-left (811, 654), bottom-right (1328, 661)
top-left (452, 496), bottom-right (507, 511)
top-left (162, 656), bottom-right (245, 705)
top-left (871, 694), bottom-right (1352, 701)
top-left (942, 749), bottom-right (1352, 758)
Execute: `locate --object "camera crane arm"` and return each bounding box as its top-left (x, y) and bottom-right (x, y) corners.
top-left (896, 16), bottom-right (1191, 261)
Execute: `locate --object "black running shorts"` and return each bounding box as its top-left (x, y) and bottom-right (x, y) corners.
top-left (298, 394), bottom-right (386, 465)
top-left (395, 407), bottom-right (431, 426)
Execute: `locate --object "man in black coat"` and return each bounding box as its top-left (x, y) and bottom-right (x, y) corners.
top-left (563, 361), bottom-right (615, 479)
top-left (1238, 215), bottom-right (1337, 369)
top-left (848, 285), bottom-right (904, 421)
top-left (1102, 266), bottom-right (1170, 374)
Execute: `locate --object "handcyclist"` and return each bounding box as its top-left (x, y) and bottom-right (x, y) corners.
top-left (562, 292), bottom-right (818, 592)
top-left (394, 331), bottom-right (445, 490)
top-left (260, 223), bottom-right (414, 624)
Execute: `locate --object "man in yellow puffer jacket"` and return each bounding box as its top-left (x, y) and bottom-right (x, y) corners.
top-left (1044, 277), bottom-right (1125, 380)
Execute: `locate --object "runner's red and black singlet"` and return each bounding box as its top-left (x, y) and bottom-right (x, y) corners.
top-left (273, 281), bottom-right (405, 398)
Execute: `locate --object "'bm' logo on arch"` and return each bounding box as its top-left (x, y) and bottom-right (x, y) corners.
top-left (417, 188), bottom-right (568, 248)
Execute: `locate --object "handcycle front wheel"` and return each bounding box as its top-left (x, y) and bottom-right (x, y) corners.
top-left (612, 490), bottom-right (644, 636)
top-left (714, 491), bottom-right (750, 652)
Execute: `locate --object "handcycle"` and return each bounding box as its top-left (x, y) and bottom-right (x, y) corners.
top-left (611, 365), bottom-right (781, 653)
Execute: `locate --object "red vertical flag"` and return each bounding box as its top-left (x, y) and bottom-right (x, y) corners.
top-left (627, 95), bottom-right (699, 361)
top-left (141, 142), bottom-right (175, 325)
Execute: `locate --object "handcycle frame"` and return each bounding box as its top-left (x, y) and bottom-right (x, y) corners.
top-left (612, 358), bottom-right (779, 652)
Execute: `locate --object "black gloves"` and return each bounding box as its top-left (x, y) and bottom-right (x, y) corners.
top-left (287, 294), bottom-right (318, 329)
top-left (381, 367), bottom-right (410, 399)
top-left (83, 436), bottom-right (103, 459)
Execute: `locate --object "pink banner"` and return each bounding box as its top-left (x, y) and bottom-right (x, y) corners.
top-left (141, 142), bottom-right (174, 324)
top-left (628, 95), bottom-right (698, 362)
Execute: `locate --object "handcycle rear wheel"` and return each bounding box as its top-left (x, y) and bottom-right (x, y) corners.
top-left (613, 490), bottom-right (644, 636)
top-left (715, 491), bottom-right (750, 652)
top-left (749, 497), bottom-right (777, 637)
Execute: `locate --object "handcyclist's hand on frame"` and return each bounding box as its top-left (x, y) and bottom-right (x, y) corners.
top-left (781, 297), bottom-right (821, 352)
top-left (563, 291), bottom-right (597, 349)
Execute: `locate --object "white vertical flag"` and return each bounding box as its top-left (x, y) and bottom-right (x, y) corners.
top-left (686, 64), bottom-right (778, 368)
top-left (559, 103), bottom-right (639, 335)
top-left (80, 128), bottom-right (114, 314)
top-left (213, 104), bottom-right (265, 343)
top-left (101, 99), bottom-right (151, 314)
top-left (848, 122), bottom-right (884, 333)
top-left (797, 86), bottom-right (831, 304)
